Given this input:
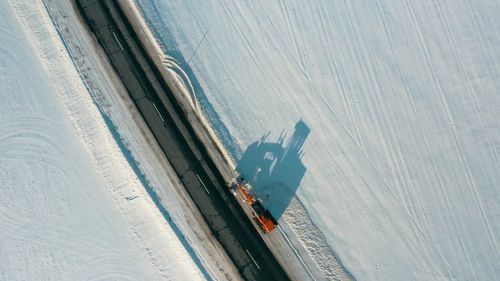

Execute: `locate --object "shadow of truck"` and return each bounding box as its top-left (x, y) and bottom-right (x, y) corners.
top-left (236, 120), bottom-right (310, 221)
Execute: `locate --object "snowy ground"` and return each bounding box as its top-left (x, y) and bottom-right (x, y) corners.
top-left (134, 0), bottom-right (500, 280)
top-left (0, 1), bottom-right (221, 280)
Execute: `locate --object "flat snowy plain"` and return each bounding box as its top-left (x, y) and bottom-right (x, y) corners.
top-left (136, 0), bottom-right (500, 280)
top-left (0, 1), bottom-right (207, 280)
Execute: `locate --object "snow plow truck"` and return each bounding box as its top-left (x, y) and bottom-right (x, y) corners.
top-left (228, 175), bottom-right (278, 233)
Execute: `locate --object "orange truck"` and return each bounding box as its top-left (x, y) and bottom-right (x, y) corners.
top-left (229, 176), bottom-right (278, 233)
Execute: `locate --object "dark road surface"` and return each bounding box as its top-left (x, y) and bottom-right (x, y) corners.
top-left (74, 1), bottom-right (291, 280)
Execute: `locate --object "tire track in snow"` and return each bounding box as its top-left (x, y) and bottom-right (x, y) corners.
top-left (372, 0), bottom-right (421, 222)
top-left (313, 0), bottom-right (364, 150)
top-left (401, 1), bottom-right (470, 277)
top-left (279, 0), bottom-right (310, 81)
top-left (321, 3), bottom-right (457, 276)
top-left (432, 1), bottom-right (500, 270)
top-left (375, 1), bottom-right (464, 276)
top-left (403, 0), bottom-right (500, 275)
top-left (404, 1), bottom-right (478, 276)
top-left (462, 0), bottom-right (500, 167)
top-left (434, 0), bottom-right (499, 173)
top-left (465, 0), bottom-right (500, 93)
top-left (340, 2), bottom-right (419, 217)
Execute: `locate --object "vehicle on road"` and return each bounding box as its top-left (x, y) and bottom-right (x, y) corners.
top-left (229, 175), bottom-right (278, 233)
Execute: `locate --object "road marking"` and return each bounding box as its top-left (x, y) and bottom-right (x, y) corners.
top-left (152, 103), bottom-right (164, 122)
top-left (245, 249), bottom-right (261, 270)
top-left (112, 31), bottom-right (124, 51)
top-left (196, 174), bottom-right (210, 194)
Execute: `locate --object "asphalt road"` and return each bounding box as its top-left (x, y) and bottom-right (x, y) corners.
top-left (74, 0), bottom-right (290, 280)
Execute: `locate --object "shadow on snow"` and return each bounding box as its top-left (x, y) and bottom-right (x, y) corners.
top-left (236, 120), bottom-right (310, 221)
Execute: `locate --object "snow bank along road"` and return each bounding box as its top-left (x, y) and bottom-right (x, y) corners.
top-left (0, 0), bottom-right (206, 280)
top-left (75, 0), bottom-right (289, 280)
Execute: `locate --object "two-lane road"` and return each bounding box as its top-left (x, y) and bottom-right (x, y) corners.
top-left (74, 0), bottom-right (290, 280)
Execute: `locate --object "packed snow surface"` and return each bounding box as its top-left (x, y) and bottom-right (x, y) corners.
top-left (136, 0), bottom-right (500, 280)
top-left (0, 1), bottom-right (205, 280)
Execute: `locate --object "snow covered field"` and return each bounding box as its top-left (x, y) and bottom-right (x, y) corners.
top-left (135, 0), bottom-right (500, 280)
top-left (0, 1), bottom-right (211, 280)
